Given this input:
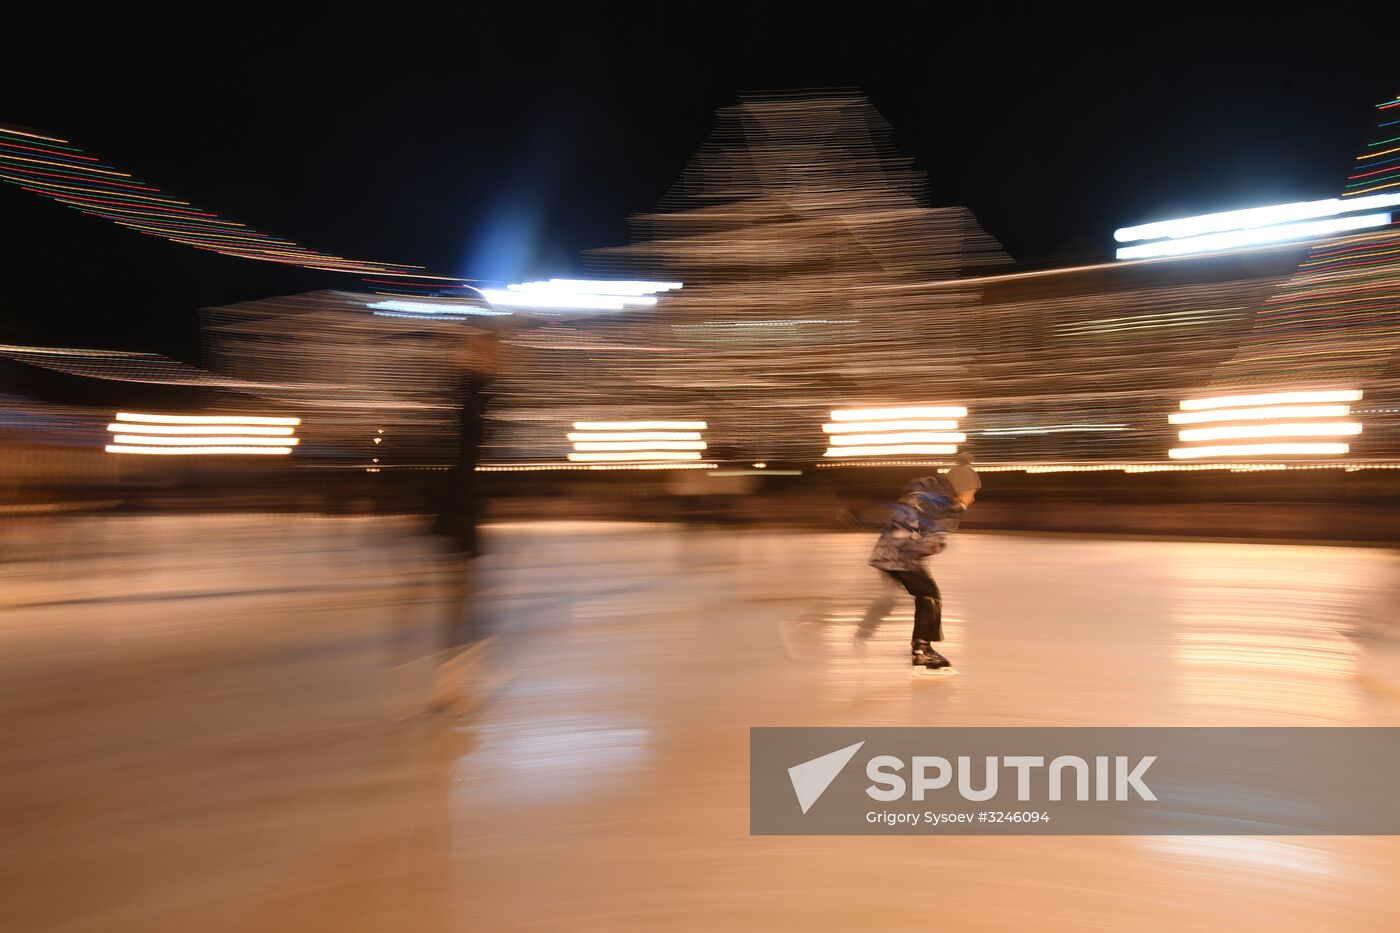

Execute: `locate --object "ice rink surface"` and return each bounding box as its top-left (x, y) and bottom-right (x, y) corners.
top-left (3, 516), bottom-right (1399, 931)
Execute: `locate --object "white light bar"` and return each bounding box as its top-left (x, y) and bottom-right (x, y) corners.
top-left (823, 445), bottom-right (958, 457)
top-left (1180, 390), bottom-right (1362, 411)
top-left (108, 412), bottom-right (301, 457)
top-left (504, 287), bottom-right (657, 308)
top-left (1168, 405), bottom-right (1351, 425)
top-left (112, 435), bottom-right (300, 446)
top-left (573, 421), bottom-right (707, 431)
top-left (483, 279), bottom-right (682, 313)
top-left (823, 420), bottom-right (958, 433)
top-left (978, 424), bottom-right (1129, 435)
top-left (571, 441), bottom-right (707, 451)
top-left (1177, 423), bottom-right (1362, 443)
top-left (1115, 193), bottom-right (1400, 243)
top-left (1115, 213), bottom-right (1391, 260)
top-left (367, 300), bottom-right (511, 317)
top-left (1168, 443), bottom-right (1350, 459)
top-left (828, 432), bottom-right (966, 445)
top-left (106, 445), bottom-right (294, 456)
top-left (566, 417), bottom-right (707, 465)
top-left (115, 412), bottom-right (299, 425)
top-left (830, 406), bottom-right (967, 421)
top-left (481, 290), bottom-right (636, 311)
top-left (823, 405), bottom-right (969, 459)
top-left (108, 423), bottom-right (296, 436)
top-left (1168, 389), bottom-right (1363, 460)
top-left (567, 451), bottom-right (702, 462)
top-left (567, 432), bottom-right (703, 441)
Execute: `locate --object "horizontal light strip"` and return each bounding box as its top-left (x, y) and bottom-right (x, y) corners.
top-left (566, 432), bottom-right (702, 441)
top-left (571, 441), bottom-right (707, 451)
top-left (830, 407), bottom-right (967, 421)
top-left (814, 461), bottom-right (1400, 472)
top-left (108, 423), bottom-right (296, 435)
top-left (1177, 423), bottom-right (1362, 442)
top-left (1116, 213), bottom-right (1391, 259)
top-left (373, 311), bottom-right (481, 320)
top-left (823, 420), bottom-right (958, 433)
top-left (475, 462), bottom-right (716, 471)
top-left (1168, 443), bottom-right (1350, 459)
top-left (482, 290), bottom-right (653, 311)
top-left (1180, 390), bottom-right (1362, 411)
top-left (708, 470), bottom-right (803, 476)
top-left (822, 445), bottom-right (959, 457)
top-left (573, 421), bottom-right (707, 430)
top-left (587, 462), bottom-right (708, 470)
top-left (116, 412), bottom-right (300, 425)
top-left (1168, 405), bottom-right (1351, 425)
top-left (828, 432), bottom-right (966, 445)
top-left (979, 424), bottom-right (1128, 435)
top-left (1114, 193), bottom-right (1400, 243)
top-left (482, 290), bottom-right (627, 310)
top-left (111, 434), bottom-right (300, 446)
top-left (504, 285), bottom-right (658, 306)
top-left (106, 445), bottom-right (294, 456)
top-left (567, 451), bottom-right (703, 462)
top-left (367, 300), bottom-right (511, 317)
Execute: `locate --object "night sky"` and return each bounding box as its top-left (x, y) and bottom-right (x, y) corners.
top-left (3, 10), bottom-right (1395, 362)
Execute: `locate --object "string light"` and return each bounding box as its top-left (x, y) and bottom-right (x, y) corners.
top-left (0, 123), bottom-right (496, 302)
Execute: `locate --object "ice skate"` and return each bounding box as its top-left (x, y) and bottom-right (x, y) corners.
top-left (911, 640), bottom-right (958, 678)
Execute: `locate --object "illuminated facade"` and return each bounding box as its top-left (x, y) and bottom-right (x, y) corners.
top-left (197, 93), bottom-right (1400, 471)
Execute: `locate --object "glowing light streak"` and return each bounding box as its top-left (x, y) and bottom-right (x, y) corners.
top-left (567, 432), bottom-right (703, 441)
top-left (822, 420), bottom-right (957, 433)
top-left (827, 432), bottom-right (965, 445)
top-left (1115, 214), bottom-right (1392, 260)
top-left (1114, 194), bottom-right (1400, 243)
top-left (570, 441), bottom-right (707, 451)
top-left (1176, 423), bottom-right (1362, 442)
top-left (1168, 405), bottom-right (1351, 425)
top-left (482, 290), bottom-right (644, 311)
top-left (109, 423), bottom-right (294, 435)
top-left (822, 445), bottom-right (958, 457)
top-left (572, 421), bottom-right (706, 431)
top-left (567, 451), bottom-right (703, 462)
top-left (1178, 391), bottom-right (1361, 411)
top-left (1168, 444), bottom-right (1350, 459)
top-left (829, 406), bottom-right (967, 421)
top-left (111, 435), bottom-right (300, 446)
top-left (106, 445), bottom-right (293, 456)
top-left (367, 300), bottom-right (509, 317)
top-left (116, 412), bottom-right (299, 425)
top-left (979, 424), bottom-right (1129, 435)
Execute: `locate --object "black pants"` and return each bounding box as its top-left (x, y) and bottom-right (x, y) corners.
top-left (883, 567), bottom-right (942, 644)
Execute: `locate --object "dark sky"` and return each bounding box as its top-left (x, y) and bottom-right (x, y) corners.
top-left (3, 10), bottom-right (1395, 361)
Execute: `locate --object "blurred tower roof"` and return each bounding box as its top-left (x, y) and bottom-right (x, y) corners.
top-left (595, 91), bottom-right (1012, 283)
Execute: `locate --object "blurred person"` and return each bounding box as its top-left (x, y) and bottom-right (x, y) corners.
top-left (422, 326), bottom-right (504, 713)
top-left (861, 453), bottom-right (981, 672)
top-left (431, 327), bottom-right (499, 571)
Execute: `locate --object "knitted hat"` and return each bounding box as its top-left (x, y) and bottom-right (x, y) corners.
top-left (944, 457), bottom-right (981, 496)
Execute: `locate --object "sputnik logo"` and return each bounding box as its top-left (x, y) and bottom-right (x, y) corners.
top-left (787, 741), bottom-right (865, 814)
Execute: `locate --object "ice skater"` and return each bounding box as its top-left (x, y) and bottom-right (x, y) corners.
top-left (862, 454), bottom-right (980, 672)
